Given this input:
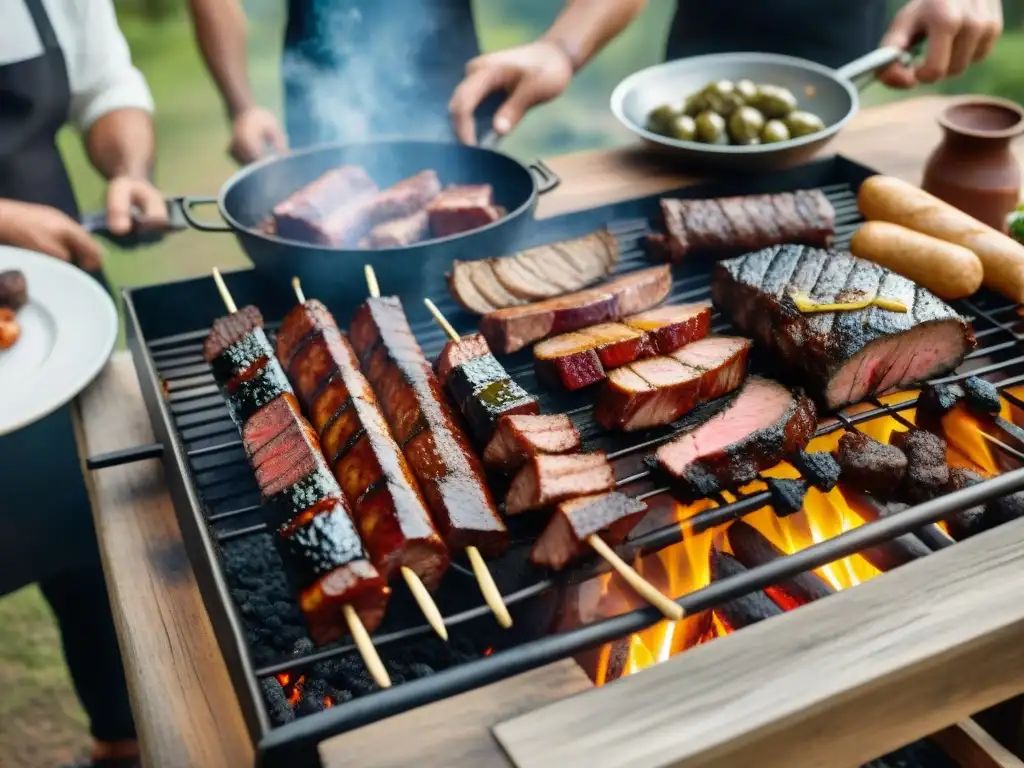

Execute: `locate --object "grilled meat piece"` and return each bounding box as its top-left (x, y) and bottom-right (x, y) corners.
top-left (446, 354), bottom-right (539, 445)
top-left (206, 327), bottom-right (274, 385)
top-left (505, 452), bottom-right (616, 515)
top-left (350, 296), bottom-right (508, 555)
top-left (371, 170), bottom-right (441, 223)
top-left (447, 230), bottom-right (619, 314)
top-left (427, 184), bottom-right (501, 238)
top-left (890, 429), bottom-right (949, 503)
top-left (482, 414), bottom-right (581, 471)
top-left (530, 492), bottom-right (647, 570)
top-left (245, 396), bottom-right (326, 497)
top-left (534, 322), bottom-right (658, 391)
top-left (273, 166), bottom-right (379, 245)
top-left (226, 357), bottom-right (293, 426)
top-left (363, 209), bottom-right (430, 249)
top-left (203, 304), bottom-right (264, 363)
top-left (0, 270), bottom-right (27, 310)
top-left (596, 336), bottom-right (750, 432)
top-left (480, 266), bottom-right (672, 355)
top-left (726, 521), bottom-right (834, 609)
top-left (652, 377), bottom-right (816, 499)
top-left (623, 302), bottom-right (712, 355)
top-left (656, 190), bottom-right (834, 263)
top-left (712, 245), bottom-right (975, 410)
top-left (435, 333), bottom-right (490, 386)
top-left (835, 432), bottom-right (907, 497)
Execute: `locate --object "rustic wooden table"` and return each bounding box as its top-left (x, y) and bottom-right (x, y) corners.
top-left (73, 96), bottom-right (1024, 768)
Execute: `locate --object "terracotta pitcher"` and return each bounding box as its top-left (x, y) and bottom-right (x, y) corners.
top-left (922, 96), bottom-right (1024, 232)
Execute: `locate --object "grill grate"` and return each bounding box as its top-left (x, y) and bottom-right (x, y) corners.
top-left (122, 155), bottom-right (1024, 766)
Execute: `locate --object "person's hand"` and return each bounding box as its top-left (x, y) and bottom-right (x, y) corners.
top-left (106, 176), bottom-right (169, 235)
top-left (230, 107), bottom-right (287, 165)
top-left (449, 40), bottom-right (574, 145)
top-left (0, 199), bottom-right (103, 271)
top-left (879, 0), bottom-right (1003, 88)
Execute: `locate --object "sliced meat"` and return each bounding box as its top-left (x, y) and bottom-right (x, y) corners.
top-left (835, 432), bottom-right (907, 497)
top-left (447, 261), bottom-right (498, 315)
top-left (273, 165), bottom-right (379, 245)
top-left (363, 209), bottom-right (430, 249)
top-left (712, 245), bottom-right (976, 410)
top-left (0, 270), bottom-right (27, 310)
top-left (652, 377), bottom-right (817, 499)
top-left (246, 399), bottom-right (331, 497)
top-left (623, 302), bottom-right (712, 355)
top-left (657, 190), bottom-right (835, 263)
top-left (466, 260), bottom-right (527, 310)
top-left (596, 336), bottom-right (750, 432)
top-left (491, 255), bottom-right (562, 301)
top-left (370, 170), bottom-right (441, 223)
top-left (530, 492), bottom-right (647, 570)
top-left (480, 266), bottom-right (672, 355)
top-left (533, 323), bottom-right (657, 391)
top-left (435, 333), bottom-right (491, 386)
top-left (203, 305), bottom-right (265, 363)
top-left (505, 452), bottom-right (616, 515)
top-left (427, 184), bottom-right (501, 238)
top-left (226, 358), bottom-right (292, 426)
top-left (482, 414), bottom-right (581, 471)
top-left (242, 389), bottom-right (304, 459)
top-left (445, 353), bottom-right (539, 445)
top-left (890, 428), bottom-right (949, 503)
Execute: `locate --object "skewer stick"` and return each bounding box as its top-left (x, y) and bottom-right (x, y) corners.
top-left (364, 264), bottom-right (380, 300)
top-left (212, 269), bottom-right (391, 688)
top-left (587, 535), bottom-right (684, 621)
top-left (290, 276), bottom-right (448, 641)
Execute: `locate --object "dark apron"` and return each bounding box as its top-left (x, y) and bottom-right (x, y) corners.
top-left (0, 0), bottom-right (107, 595)
top-left (282, 0), bottom-right (482, 147)
top-left (668, 0), bottom-right (889, 69)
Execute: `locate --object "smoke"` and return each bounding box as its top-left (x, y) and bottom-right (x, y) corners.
top-left (282, 5), bottom-right (464, 146)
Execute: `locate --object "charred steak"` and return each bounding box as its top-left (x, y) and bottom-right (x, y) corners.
top-left (712, 245), bottom-right (976, 411)
top-left (0, 270), bottom-right (27, 310)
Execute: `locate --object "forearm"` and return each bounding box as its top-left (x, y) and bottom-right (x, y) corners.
top-left (542, 0), bottom-right (648, 72)
top-left (85, 109), bottom-right (155, 180)
top-left (188, 0), bottom-right (254, 117)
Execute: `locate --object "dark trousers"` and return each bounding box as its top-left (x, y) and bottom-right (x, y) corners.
top-left (0, 406), bottom-right (136, 743)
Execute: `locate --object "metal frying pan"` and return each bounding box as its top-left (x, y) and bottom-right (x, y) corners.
top-left (610, 46), bottom-right (907, 171)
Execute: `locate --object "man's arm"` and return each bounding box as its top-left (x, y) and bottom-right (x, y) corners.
top-left (541, 0), bottom-right (649, 74)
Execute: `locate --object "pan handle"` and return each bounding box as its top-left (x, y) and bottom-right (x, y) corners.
top-left (835, 46), bottom-right (909, 86)
top-left (178, 195), bottom-right (232, 233)
top-left (528, 160), bottom-right (561, 195)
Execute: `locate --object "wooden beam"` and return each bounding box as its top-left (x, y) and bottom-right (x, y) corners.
top-left (933, 721), bottom-right (1024, 768)
top-left (493, 516), bottom-right (1024, 768)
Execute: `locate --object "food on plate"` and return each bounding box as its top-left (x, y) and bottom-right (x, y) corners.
top-left (858, 175), bottom-right (1024, 303)
top-left (533, 322), bottom-right (656, 391)
top-left (427, 185), bottom-right (503, 238)
top-left (694, 111), bottom-right (727, 144)
top-left (203, 305), bottom-right (389, 644)
top-left (711, 245), bottom-right (976, 411)
top-left (850, 221), bottom-right (983, 300)
top-left (504, 452), bottom-right (616, 515)
top-left (349, 295), bottom-right (508, 555)
top-left (447, 230), bottom-right (619, 314)
top-left (530, 492), bottom-right (647, 570)
top-left (651, 377), bottom-right (816, 500)
top-left (595, 336), bottom-right (750, 432)
top-left (0, 308), bottom-right (20, 350)
top-left (784, 110), bottom-right (826, 138)
top-left (275, 299), bottom-right (450, 589)
top-left (835, 432), bottom-right (907, 497)
top-left (648, 190), bottom-right (834, 263)
top-left (0, 269), bottom-right (27, 310)
top-left (482, 414), bottom-right (581, 471)
top-left (761, 119), bottom-right (790, 144)
top-left (623, 302), bottom-right (712, 355)
top-left (479, 266), bottom-right (672, 355)
top-left (890, 429), bottom-right (949, 504)
top-left (361, 209), bottom-right (430, 249)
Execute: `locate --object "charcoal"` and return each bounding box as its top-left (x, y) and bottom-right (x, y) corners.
top-left (296, 677), bottom-right (330, 717)
top-left (858, 532), bottom-right (930, 571)
top-left (942, 468), bottom-right (988, 540)
top-left (890, 429), bottom-right (949, 504)
top-left (708, 549), bottom-right (784, 630)
top-left (963, 376), bottom-right (1001, 416)
top-left (260, 676), bottom-right (295, 724)
top-left (792, 450), bottom-right (841, 491)
top-left (766, 477), bottom-right (807, 517)
top-left (726, 521), bottom-right (834, 608)
top-left (987, 488), bottom-right (1024, 528)
top-left (836, 432), bottom-right (907, 497)
top-left (915, 382), bottom-right (965, 433)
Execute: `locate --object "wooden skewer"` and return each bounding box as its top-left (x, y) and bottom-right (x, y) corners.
top-left (424, 295), bottom-right (683, 623)
top-left (212, 268), bottom-right (392, 688)
top-left (291, 277), bottom-right (448, 642)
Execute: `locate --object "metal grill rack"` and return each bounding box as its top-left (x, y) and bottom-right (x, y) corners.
top-left (118, 155), bottom-right (1024, 767)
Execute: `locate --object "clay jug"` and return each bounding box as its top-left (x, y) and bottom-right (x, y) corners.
top-left (922, 96), bottom-right (1024, 232)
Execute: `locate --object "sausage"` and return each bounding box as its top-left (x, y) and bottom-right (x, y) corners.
top-left (858, 175), bottom-right (1024, 302)
top-left (850, 221), bottom-right (983, 300)
top-left (350, 296), bottom-right (509, 556)
top-left (276, 300), bottom-right (451, 589)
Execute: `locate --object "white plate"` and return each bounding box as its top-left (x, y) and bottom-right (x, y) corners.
top-left (0, 246), bottom-right (117, 435)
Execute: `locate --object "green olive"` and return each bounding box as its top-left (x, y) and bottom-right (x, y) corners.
top-left (728, 106), bottom-right (766, 144)
top-left (646, 104), bottom-right (678, 134)
top-left (761, 119), bottom-right (791, 144)
top-left (754, 85), bottom-right (798, 118)
top-left (694, 110), bottom-right (727, 144)
top-left (701, 79), bottom-right (744, 116)
top-left (668, 114), bottom-right (698, 141)
top-left (734, 137), bottom-right (761, 146)
top-left (784, 110), bottom-right (827, 138)
top-left (735, 79), bottom-right (759, 103)
top-left (682, 91), bottom-right (709, 117)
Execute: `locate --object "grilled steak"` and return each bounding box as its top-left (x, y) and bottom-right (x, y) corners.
top-left (273, 166), bottom-right (379, 245)
top-left (371, 170), bottom-right (441, 223)
top-left (446, 353), bottom-right (539, 445)
top-left (482, 414), bottom-right (581, 471)
top-left (505, 452), bottom-right (616, 515)
top-left (447, 230), bottom-right (619, 314)
top-left (363, 209), bottom-right (430, 249)
top-left (534, 322), bottom-right (657, 391)
top-left (226, 357), bottom-right (293, 426)
top-left (835, 432), bottom-right (907, 497)
top-left (655, 190), bottom-right (835, 263)
top-left (712, 245), bottom-right (976, 410)
top-left (623, 302), bottom-right (712, 355)
top-left (480, 266), bottom-right (672, 354)
top-left (652, 377), bottom-right (816, 499)
top-left (203, 304), bottom-right (264, 362)
top-left (434, 333), bottom-right (490, 386)
top-left (726, 521), bottom-right (834, 609)
top-left (427, 184), bottom-right (501, 238)
top-left (530, 492), bottom-right (647, 570)
top-left (891, 429), bottom-right (949, 503)
top-left (596, 336), bottom-right (750, 432)
top-left (0, 270), bottom-right (27, 310)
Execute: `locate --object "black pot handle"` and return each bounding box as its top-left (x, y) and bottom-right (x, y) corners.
top-left (528, 160), bottom-right (560, 195)
top-left (86, 442), bottom-right (164, 470)
top-left (178, 195), bottom-right (232, 233)
top-left (81, 198), bottom-right (188, 249)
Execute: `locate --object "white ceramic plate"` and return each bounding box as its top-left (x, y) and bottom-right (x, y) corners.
top-left (0, 246), bottom-right (117, 436)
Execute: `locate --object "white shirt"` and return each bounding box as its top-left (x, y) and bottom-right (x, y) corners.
top-left (0, 0), bottom-right (154, 133)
